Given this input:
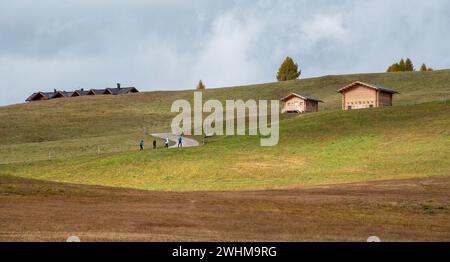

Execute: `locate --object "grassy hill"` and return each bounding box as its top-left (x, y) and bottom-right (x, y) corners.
top-left (1, 101), bottom-right (449, 191)
top-left (0, 70), bottom-right (449, 191)
top-left (0, 71), bottom-right (450, 191)
top-left (1, 69), bottom-right (449, 163)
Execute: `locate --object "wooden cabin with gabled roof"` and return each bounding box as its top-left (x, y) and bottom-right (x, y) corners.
top-left (105, 84), bottom-right (139, 95)
top-left (280, 93), bottom-right (324, 113)
top-left (338, 81), bottom-right (399, 110)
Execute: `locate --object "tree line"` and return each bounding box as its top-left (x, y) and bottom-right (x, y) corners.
top-left (387, 58), bottom-right (434, 72)
top-left (194, 56), bottom-right (436, 89)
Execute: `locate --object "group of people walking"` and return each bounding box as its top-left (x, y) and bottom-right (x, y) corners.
top-left (139, 135), bottom-right (183, 151)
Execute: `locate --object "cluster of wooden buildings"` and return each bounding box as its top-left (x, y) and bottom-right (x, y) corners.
top-left (26, 80), bottom-right (398, 113)
top-left (281, 81), bottom-right (399, 113)
top-left (26, 83), bottom-right (139, 102)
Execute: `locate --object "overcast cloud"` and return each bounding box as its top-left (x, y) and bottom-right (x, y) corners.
top-left (1, 0), bottom-right (449, 105)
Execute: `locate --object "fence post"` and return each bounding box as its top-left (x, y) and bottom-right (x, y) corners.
top-left (48, 151), bottom-right (51, 161)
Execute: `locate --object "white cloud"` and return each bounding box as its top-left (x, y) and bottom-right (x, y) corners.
top-left (301, 15), bottom-right (348, 45)
top-left (192, 12), bottom-right (265, 87)
top-left (0, 0), bottom-right (449, 105)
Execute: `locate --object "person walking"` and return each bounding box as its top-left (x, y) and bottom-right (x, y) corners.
top-left (165, 137), bottom-right (169, 148)
top-left (139, 139), bottom-right (144, 151)
top-left (177, 135), bottom-right (183, 148)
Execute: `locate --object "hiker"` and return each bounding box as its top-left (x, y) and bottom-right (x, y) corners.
top-left (139, 139), bottom-right (144, 151)
top-left (165, 137), bottom-right (169, 148)
top-left (177, 135), bottom-right (183, 148)
top-left (153, 140), bottom-right (157, 149)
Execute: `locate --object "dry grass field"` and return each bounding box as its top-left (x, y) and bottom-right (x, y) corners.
top-left (0, 175), bottom-right (448, 241)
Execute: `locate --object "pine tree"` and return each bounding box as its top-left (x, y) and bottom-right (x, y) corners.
top-left (420, 63), bottom-right (428, 72)
top-left (405, 58), bottom-right (414, 71)
top-left (398, 59), bottom-right (406, 71)
top-left (196, 80), bottom-right (205, 90)
top-left (276, 57), bottom-right (301, 81)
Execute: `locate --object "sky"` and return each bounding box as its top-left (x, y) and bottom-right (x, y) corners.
top-left (1, 0), bottom-right (450, 105)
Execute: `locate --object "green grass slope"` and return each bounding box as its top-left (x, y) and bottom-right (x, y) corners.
top-left (1, 101), bottom-right (449, 191)
top-left (0, 70), bottom-right (449, 163)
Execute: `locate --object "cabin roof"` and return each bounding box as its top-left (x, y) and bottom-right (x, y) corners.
top-left (51, 91), bottom-right (74, 98)
top-left (25, 91), bottom-right (56, 101)
top-left (280, 93), bottom-right (324, 103)
top-left (26, 85), bottom-right (140, 101)
top-left (88, 89), bottom-right (106, 95)
top-left (105, 87), bottom-right (139, 95)
top-left (337, 81), bottom-right (399, 94)
top-left (25, 92), bottom-right (42, 101)
top-left (72, 90), bottom-right (91, 96)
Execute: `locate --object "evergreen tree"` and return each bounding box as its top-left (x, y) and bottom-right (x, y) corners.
top-left (398, 59), bottom-right (406, 71)
top-left (405, 58), bottom-right (414, 71)
top-left (276, 57), bottom-right (301, 81)
top-left (420, 63), bottom-right (428, 72)
top-left (196, 80), bottom-right (205, 90)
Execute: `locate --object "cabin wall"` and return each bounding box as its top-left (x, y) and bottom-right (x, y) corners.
top-left (282, 97), bottom-right (320, 113)
top-left (342, 85), bottom-right (377, 110)
top-left (305, 100), bottom-right (318, 112)
top-left (282, 97), bottom-right (305, 113)
top-left (378, 91), bottom-right (393, 107)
